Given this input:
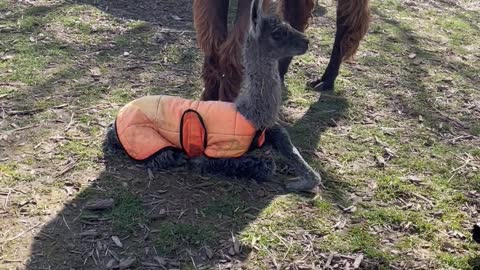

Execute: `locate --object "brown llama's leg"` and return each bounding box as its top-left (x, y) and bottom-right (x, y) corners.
top-left (309, 0), bottom-right (371, 91)
top-left (217, 0), bottom-right (271, 102)
top-left (277, 0), bottom-right (315, 82)
top-left (193, 0), bottom-right (230, 101)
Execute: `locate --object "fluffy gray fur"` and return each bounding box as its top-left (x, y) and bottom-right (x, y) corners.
top-left (104, 0), bottom-right (321, 191)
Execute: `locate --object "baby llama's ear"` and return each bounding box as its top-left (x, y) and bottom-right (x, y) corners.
top-left (249, 0), bottom-right (264, 38)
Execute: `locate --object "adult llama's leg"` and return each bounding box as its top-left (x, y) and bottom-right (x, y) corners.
top-left (216, 0), bottom-right (254, 102)
top-left (309, 0), bottom-right (371, 91)
top-left (214, 0), bottom-right (271, 102)
top-left (193, 0), bottom-right (230, 101)
top-left (277, 0), bottom-right (315, 82)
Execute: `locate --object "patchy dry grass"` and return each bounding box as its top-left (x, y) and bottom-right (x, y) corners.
top-left (0, 0), bottom-right (479, 269)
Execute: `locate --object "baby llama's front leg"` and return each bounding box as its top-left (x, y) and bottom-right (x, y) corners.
top-left (266, 123), bottom-right (322, 191)
top-left (146, 150), bottom-right (188, 170)
top-left (188, 155), bottom-right (275, 183)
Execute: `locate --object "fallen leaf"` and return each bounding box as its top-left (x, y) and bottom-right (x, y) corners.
top-left (408, 53), bottom-right (416, 59)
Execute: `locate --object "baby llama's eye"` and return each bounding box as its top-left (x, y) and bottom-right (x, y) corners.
top-left (271, 31), bottom-right (283, 41)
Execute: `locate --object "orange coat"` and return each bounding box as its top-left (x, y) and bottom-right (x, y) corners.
top-left (115, 95), bottom-right (265, 160)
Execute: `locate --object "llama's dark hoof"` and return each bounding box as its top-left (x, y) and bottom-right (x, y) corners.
top-left (473, 223), bottom-right (480, 244)
top-left (307, 79), bottom-right (334, 92)
top-left (285, 171), bottom-right (322, 193)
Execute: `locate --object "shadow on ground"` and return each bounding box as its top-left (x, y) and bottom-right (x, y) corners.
top-left (25, 98), bottom-right (352, 269)
top-left (19, 1), bottom-right (356, 269)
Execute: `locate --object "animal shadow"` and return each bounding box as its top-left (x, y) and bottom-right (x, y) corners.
top-left (25, 139), bottom-right (300, 269)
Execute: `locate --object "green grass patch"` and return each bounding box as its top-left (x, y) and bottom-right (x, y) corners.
top-left (203, 195), bottom-right (246, 218)
top-left (0, 162), bottom-right (35, 186)
top-left (361, 207), bottom-right (435, 236)
top-left (107, 192), bottom-right (144, 233)
top-left (60, 140), bottom-right (102, 160)
top-left (155, 223), bottom-right (214, 255)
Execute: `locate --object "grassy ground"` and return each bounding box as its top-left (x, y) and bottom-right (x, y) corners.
top-left (0, 0), bottom-right (479, 269)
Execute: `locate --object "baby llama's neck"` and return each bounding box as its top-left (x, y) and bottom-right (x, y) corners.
top-left (235, 41), bottom-right (282, 129)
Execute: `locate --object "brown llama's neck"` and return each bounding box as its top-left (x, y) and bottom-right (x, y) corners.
top-left (235, 39), bottom-right (282, 130)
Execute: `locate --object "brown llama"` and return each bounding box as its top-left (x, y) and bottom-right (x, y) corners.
top-left (193, 0), bottom-right (371, 102)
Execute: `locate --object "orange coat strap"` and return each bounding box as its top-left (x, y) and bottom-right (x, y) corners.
top-left (115, 95), bottom-right (265, 160)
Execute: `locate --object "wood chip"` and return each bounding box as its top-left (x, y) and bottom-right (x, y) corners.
top-left (153, 256), bottom-right (167, 266)
top-left (79, 229), bottom-right (98, 237)
top-left (205, 246), bottom-right (214, 259)
top-left (85, 198), bottom-right (114, 210)
top-left (147, 168), bottom-right (154, 181)
top-left (374, 136), bottom-right (388, 147)
top-left (232, 232), bottom-right (241, 254)
top-left (55, 159), bottom-right (77, 177)
top-left (334, 217), bottom-right (347, 230)
top-left (7, 108), bottom-right (44, 116)
top-left (407, 175), bottom-right (423, 185)
top-left (118, 257), bottom-right (135, 269)
top-left (384, 147), bottom-right (397, 158)
top-left (353, 254), bottom-right (364, 268)
top-left (342, 205), bottom-right (357, 213)
top-left (111, 236), bottom-right (123, 248)
top-left (106, 258), bottom-right (117, 269)
top-left (325, 253), bottom-right (334, 267)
